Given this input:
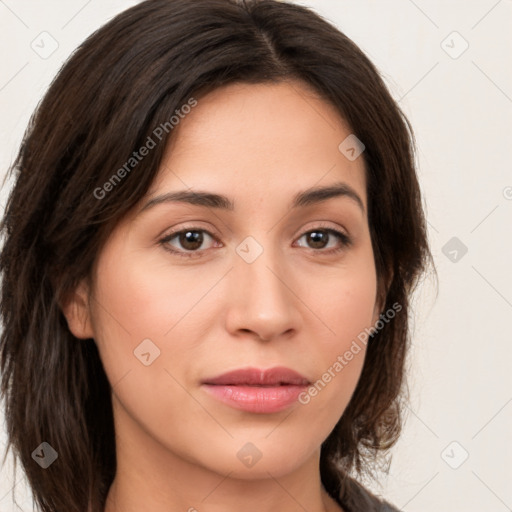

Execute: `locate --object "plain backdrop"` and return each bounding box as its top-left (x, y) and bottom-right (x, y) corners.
top-left (1, 1), bottom-right (511, 511)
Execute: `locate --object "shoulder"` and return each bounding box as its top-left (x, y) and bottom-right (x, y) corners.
top-left (336, 475), bottom-right (403, 512)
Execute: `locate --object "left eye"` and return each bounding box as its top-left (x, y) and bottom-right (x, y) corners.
top-left (295, 229), bottom-right (350, 251)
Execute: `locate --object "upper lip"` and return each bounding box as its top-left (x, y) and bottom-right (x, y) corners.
top-left (201, 366), bottom-right (310, 386)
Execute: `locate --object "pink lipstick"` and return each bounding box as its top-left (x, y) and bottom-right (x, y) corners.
top-left (201, 366), bottom-right (310, 414)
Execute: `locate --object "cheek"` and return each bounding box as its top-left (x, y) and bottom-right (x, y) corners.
top-left (88, 243), bottom-right (227, 395)
top-left (295, 252), bottom-right (377, 418)
top-left (88, 249), bottom-right (215, 445)
top-left (92, 246), bottom-right (215, 345)
top-left (308, 252), bottom-right (378, 351)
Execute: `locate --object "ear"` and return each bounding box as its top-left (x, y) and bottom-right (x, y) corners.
top-left (60, 278), bottom-right (94, 340)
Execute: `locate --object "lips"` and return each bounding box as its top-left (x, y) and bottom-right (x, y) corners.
top-left (201, 366), bottom-right (310, 387)
top-left (201, 366), bottom-right (312, 413)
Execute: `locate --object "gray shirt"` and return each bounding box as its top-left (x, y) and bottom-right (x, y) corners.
top-left (335, 475), bottom-right (403, 512)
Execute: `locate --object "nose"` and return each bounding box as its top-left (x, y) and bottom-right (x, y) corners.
top-left (224, 242), bottom-right (302, 342)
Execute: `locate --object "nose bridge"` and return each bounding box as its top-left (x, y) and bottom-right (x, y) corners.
top-left (225, 234), bottom-right (299, 340)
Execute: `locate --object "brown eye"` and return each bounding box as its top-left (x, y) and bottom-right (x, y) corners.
top-left (160, 228), bottom-right (218, 257)
top-left (296, 228), bottom-right (352, 253)
top-left (176, 230), bottom-right (204, 251)
top-left (305, 230), bottom-right (330, 249)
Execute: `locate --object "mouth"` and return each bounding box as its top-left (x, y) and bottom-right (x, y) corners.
top-left (201, 366), bottom-right (311, 414)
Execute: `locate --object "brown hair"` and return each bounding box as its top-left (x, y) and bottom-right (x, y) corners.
top-left (0, 0), bottom-right (436, 511)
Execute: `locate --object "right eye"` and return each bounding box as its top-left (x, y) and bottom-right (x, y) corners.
top-left (159, 228), bottom-right (221, 258)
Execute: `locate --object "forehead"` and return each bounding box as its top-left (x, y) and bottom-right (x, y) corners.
top-left (149, 80), bottom-right (367, 211)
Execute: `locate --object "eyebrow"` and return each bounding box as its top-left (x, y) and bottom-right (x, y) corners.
top-left (139, 182), bottom-right (365, 215)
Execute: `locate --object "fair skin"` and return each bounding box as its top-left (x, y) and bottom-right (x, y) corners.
top-left (63, 80), bottom-right (382, 512)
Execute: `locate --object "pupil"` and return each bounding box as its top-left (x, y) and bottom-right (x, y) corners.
top-left (181, 230), bottom-right (203, 250)
top-left (309, 230), bottom-right (327, 249)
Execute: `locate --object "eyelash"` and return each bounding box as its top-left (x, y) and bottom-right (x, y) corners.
top-left (158, 223), bottom-right (353, 259)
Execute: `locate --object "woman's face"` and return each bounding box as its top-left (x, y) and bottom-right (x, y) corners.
top-left (66, 80), bottom-right (381, 480)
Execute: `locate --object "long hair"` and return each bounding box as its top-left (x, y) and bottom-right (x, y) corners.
top-left (0, 1), bottom-right (436, 510)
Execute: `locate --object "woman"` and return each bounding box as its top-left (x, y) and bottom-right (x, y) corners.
top-left (0, 0), bottom-right (435, 511)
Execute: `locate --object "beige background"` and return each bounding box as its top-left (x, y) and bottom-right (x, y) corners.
top-left (1, 1), bottom-right (511, 511)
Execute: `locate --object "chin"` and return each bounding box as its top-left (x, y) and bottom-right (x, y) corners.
top-left (196, 436), bottom-right (318, 480)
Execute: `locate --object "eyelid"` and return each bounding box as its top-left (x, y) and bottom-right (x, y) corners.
top-left (159, 221), bottom-right (220, 243)
top-left (293, 220), bottom-right (349, 240)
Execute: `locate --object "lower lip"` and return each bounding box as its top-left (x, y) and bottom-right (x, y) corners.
top-left (201, 384), bottom-right (308, 414)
